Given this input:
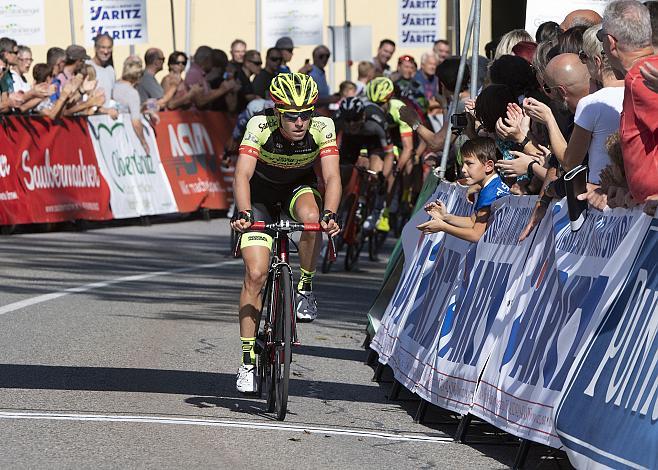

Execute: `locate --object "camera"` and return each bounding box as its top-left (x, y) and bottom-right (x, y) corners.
top-left (450, 112), bottom-right (468, 129)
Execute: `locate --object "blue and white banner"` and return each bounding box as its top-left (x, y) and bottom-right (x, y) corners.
top-left (370, 182), bottom-right (458, 362)
top-left (472, 203), bottom-right (645, 447)
top-left (388, 185), bottom-right (473, 395)
top-left (88, 115), bottom-right (178, 219)
top-left (423, 196), bottom-right (535, 414)
top-left (84, 0), bottom-right (148, 45)
top-left (399, 0), bottom-right (442, 48)
top-left (555, 215), bottom-right (657, 469)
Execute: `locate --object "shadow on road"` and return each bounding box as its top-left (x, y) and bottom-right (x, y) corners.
top-left (0, 363), bottom-right (387, 406)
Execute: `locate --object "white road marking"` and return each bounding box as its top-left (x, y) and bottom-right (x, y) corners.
top-left (0, 411), bottom-right (453, 443)
top-left (0, 260), bottom-right (242, 316)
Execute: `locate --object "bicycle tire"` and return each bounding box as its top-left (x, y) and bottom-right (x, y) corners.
top-left (273, 265), bottom-right (293, 421)
top-left (321, 242), bottom-right (334, 273)
top-left (265, 277), bottom-right (276, 412)
top-left (368, 230), bottom-right (387, 261)
top-left (345, 223), bottom-right (364, 271)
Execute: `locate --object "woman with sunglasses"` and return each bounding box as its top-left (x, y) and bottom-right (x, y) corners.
top-left (230, 73), bottom-right (341, 393)
top-left (161, 51), bottom-right (200, 110)
top-left (524, 26), bottom-right (623, 185)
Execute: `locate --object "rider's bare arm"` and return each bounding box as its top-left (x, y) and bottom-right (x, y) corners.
top-left (319, 154), bottom-right (342, 214)
top-left (232, 153), bottom-right (258, 231)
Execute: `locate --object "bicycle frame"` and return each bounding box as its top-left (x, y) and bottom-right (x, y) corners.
top-left (342, 167), bottom-right (378, 245)
top-left (240, 221), bottom-right (336, 346)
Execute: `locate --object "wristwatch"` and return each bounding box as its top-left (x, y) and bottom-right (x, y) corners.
top-left (527, 160), bottom-right (538, 179)
top-left (516, 134), bottom-right (531, 150)
top-left (411, 122), bottom-right (420, 131)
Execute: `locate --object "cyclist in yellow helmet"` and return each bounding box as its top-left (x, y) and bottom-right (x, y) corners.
top-left (365, 76), bottom-right (415, 232)
top-left (231, 73), bottom-right (341, 393)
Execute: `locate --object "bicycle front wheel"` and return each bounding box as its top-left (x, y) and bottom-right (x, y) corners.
top-left (272, 265), bottom-right (293, 421)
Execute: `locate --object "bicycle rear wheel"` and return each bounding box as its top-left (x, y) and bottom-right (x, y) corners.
top-left (368, 230), bottom-right (387, 261)
top-left (271, 265), bottom-right (293, 421)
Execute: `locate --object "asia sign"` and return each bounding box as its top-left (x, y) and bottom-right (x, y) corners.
top-left (83, 0), bottom-right (148, 45)
top-left (399, 0), bottom-right (441, 48)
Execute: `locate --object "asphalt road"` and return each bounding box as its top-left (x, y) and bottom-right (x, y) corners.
top-left (0, 218), bottom-right (572, 469)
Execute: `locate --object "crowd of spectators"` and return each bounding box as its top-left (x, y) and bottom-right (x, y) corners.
top-left (2, 1), bottom-right (656, 218)
top-left (398, 0), bottom-right (658, 242)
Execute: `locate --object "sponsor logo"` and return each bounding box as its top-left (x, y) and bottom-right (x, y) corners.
top-left (21, 149), bottom-right (101, 191)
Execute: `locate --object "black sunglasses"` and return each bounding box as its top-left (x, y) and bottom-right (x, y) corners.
top-left (248, 59), bottom-right (262, 66)
top-left (174, 60), bottom-right (187, 65)
top-left (269, 56), bottom-right (283, 63)
top-left (596, 29), bottom-right (613, 43)
top-left (578, 49), bottom-right (588, 63)
top-left (280, 110), bottom-right (313, 122)
top-left (283, 48), bottom-right (293, 53)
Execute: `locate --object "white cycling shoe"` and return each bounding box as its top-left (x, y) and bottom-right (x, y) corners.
top-left (296, 290), bottom-right (318, 322)
top-left (236, 363), bottom-right (258, 393)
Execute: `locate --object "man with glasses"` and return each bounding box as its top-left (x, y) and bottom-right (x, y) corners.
top-left (136, 48), bottom-right (179, 109)
top-left (253, 48), bottom-right (283, 99)
top-left (274, 37), bottom-right (295, 73)
top-left (309, 45), bottom-right (339, 110)
top-left (230, 73), bottom-right (341, 393)
top-left (587, 0), bottom-right (658, 208)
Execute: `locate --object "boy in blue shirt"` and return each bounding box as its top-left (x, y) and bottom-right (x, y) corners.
top-left (418, 137), bottom-right (509, 242)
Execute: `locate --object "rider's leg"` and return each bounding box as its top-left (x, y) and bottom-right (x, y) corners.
top-left (292, 190), bottom-right (321, 321)
top-left (236, 240), bottom-right (271, 393)
top-left (239, 243), bottom-right (271, 358)
top-left (292, 191), bottom-right (321, 277)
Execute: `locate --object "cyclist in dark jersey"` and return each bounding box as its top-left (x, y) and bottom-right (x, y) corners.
top-left (364, 77), bottom-right (416, 231)
top-left (231, 73), bottom-right (341, 393)
top-left (335, 96), bottom-right (393, 169)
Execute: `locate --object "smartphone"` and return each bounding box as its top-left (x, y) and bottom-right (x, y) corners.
top-left (223, 71), bottom-right (233, 80)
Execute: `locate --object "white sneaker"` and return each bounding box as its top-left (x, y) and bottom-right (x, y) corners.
top-left (296, 290), bottom-right (318, 322)
top-left (236, 363), bottom-right (258, 393)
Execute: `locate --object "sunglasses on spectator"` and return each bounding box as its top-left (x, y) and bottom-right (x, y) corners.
top-left (269, 56), bottom-right (283, 62)
top-left (318, 53), bottom-right (330, 60)
top-left (283, 48), bottom-right (293, 53)
top-left (596, 29), bottom-right (615, 43)
top-left (174, 60), bottom-right (187, 65)
top-left (279, 109), bottom-right (313, 122)
top-left (7, 49), bottom-right (17, 55)
top-left (248, 59), bottom-right (262, 66)
top-left (578, 50), bottom-right (588, 63)
top-left (542, 83), bottom-right (562, 95)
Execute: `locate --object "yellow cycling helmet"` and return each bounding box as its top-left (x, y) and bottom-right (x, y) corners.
top-left (366, 76), bottom-right (394, 104)
top-left (269, 72), bottom-right (318, 111)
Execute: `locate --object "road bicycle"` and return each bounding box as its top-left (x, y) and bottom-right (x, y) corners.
top-left (321, 166), bottom-right (378, 273)
top-left (234, 214), bottom-right (336, 420)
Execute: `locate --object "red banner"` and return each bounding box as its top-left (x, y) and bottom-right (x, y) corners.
top-left (0, 116), bottom-right (112, 225)
top-left (153, 111), bottom-right (235, 212)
